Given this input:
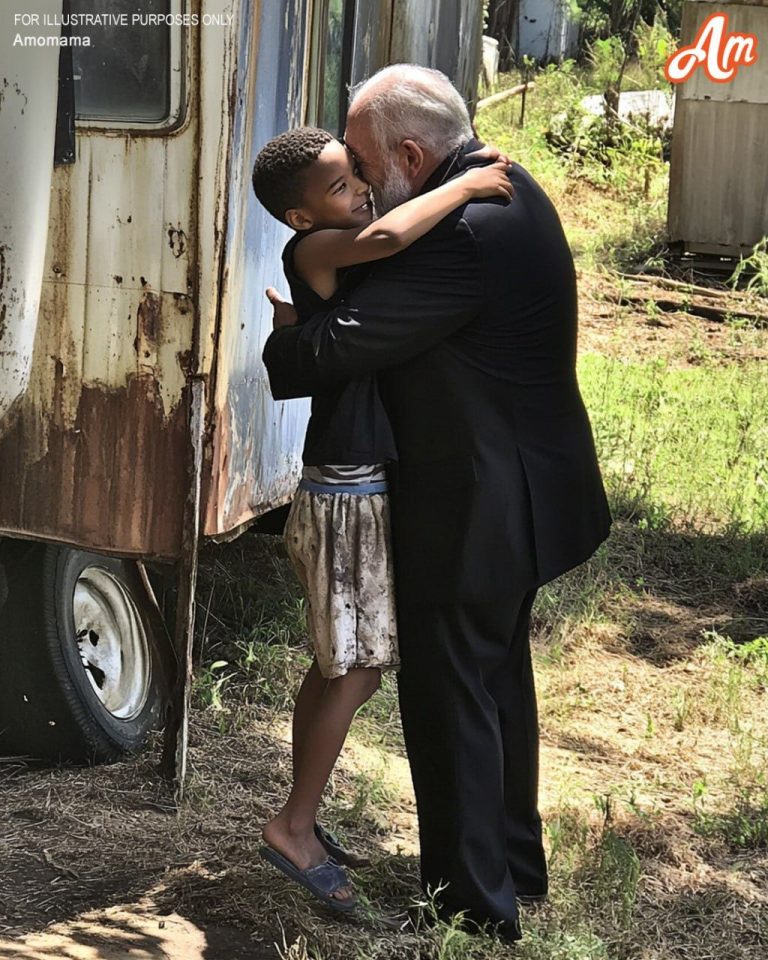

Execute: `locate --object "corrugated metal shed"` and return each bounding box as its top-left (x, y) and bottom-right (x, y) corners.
top-left (668, 0), bottom-right (768, 255)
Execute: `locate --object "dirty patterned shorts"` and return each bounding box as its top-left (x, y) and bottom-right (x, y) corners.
top-left (284, 481), bottom-right (399, 680)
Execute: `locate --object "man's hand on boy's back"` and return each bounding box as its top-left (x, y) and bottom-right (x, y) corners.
top-left (266, 287), bottom-right (298, 329)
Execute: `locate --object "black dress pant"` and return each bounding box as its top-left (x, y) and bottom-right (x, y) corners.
top-left (397, 588), bottom-right (547, 930)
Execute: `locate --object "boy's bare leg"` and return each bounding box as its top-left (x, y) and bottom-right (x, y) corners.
top-left (263, 666), bottom-right (381, 901)
top-left (291, 659), bottom-right (326, 773)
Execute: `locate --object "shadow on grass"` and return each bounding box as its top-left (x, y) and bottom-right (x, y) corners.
top-left (538, 489), bottom-right (768, 664)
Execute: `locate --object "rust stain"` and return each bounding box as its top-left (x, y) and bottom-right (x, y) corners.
top-left (167, 224), bottom-right (187, 259)
top-left (176, 348), bottom-right (195, 378)
top-left (0, 375), bottom-right (187, 559)
top-left (172, 291), bottom-right (191, 315)
top-left (134, 292), bottom-right (162, 371)
top-left (0, 245), bottom-right (7, 340)
top-left (136, 292), bottom-right (161, 343)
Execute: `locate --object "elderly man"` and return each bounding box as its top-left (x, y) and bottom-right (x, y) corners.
top-left (263, 64), bottom-right (610, 940)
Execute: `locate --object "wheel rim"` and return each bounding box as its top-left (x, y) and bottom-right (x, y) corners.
top-left (72, 567), bottom-right (150, 720)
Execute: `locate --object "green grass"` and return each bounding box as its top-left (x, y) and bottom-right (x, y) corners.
top-left (579, 355), bottom-right (768, 532)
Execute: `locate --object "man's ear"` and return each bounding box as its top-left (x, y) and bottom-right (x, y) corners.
top-left (286, 208), bottom-right (313, 231)
top-left (399, 139), bottom-right (425, 178)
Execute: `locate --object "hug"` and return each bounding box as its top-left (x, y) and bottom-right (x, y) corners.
top-left (253, 63), bottom-right (610, 943)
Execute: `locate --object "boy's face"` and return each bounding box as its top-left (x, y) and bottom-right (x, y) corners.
top-left (286, 139), bottom-right (372, 232)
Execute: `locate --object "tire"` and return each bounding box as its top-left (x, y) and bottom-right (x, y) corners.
top-left (0, 540), bottom-right (175, 763)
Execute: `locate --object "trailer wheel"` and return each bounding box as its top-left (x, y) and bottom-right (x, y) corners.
top-left (0, 541), bottom-right (174, 762)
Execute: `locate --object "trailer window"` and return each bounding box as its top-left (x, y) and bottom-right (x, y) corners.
top-left (69, 0), bottom-right (171, 124)
top-left (306, 0), bottom-right (355, 135)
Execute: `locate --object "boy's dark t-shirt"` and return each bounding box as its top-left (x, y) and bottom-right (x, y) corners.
top-left (281, 233), bottom-right (397, 466)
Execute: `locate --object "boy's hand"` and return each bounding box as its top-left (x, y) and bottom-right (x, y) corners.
top-left (461, 160), bottom-right (514, 201)
top-left (266, 287), bottom-right (298, 328)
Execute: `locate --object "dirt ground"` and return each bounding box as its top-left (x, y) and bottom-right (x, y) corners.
top-left (577, 268), bottom-right (768, 366)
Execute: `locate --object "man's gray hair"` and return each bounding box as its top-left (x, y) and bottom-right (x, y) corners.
top-left (349, 64), bottom-right (473, 157)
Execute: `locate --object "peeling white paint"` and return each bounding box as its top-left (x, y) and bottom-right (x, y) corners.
top-left (0, 0), bottom-right (63, 419)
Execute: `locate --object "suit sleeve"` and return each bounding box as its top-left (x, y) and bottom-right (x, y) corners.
top-left (262, 215), bottom-right (483, 400)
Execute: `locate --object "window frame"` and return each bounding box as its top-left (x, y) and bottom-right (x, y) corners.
top-left (73, 0), bottom-right (187, 134)
top-left (303, 0), bottom-right (356, 136)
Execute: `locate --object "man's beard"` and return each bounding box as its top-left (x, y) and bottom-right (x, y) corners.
top-left (372, 159), bottom-right (414, 215)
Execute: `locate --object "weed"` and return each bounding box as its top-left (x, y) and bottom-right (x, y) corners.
top-left (333, 765), bottom-right (398, 826)
top-left (547, 808), bottom-right (591, 873)
top-left (672, 687), bottom-right (690, 731)
top-left (518, 927), bottom-right (610, 959)
top-left (193, 659), bottom-right (232, 711)
top-left (593, 829), bottom-right (641, 930)
top-left (693, 762), bottom-right (768, 850)
top-left (702, 631), bottom-right (768, 730)
top-left (730, 236), bottom-right (768, 298)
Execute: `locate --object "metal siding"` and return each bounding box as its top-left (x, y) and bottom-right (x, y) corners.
top-left (0, 0), bottom-right (63, 419)
top-left (679, 3), bottom-right (768, 103)
top-left (202, 0), bottom-right (311, 537)
top-left (0, 8), bottom-right (202, 558)
top-left (668, 0), bottom-right (768, 253)
top-left (668, 100), bottom-right (768, 250)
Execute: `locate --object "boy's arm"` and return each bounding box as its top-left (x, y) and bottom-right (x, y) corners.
top-left (293, 160), bottom-right (512, 276)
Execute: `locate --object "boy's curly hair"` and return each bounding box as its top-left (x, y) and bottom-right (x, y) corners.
top-left (252, 127), bottom-right (334, 224)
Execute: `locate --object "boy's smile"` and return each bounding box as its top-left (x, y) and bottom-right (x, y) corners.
top-left (286, 139), bottom-right (373, 232)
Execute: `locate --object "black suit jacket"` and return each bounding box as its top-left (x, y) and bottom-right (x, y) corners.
top-left (263, 141), bottom-right (611, 604)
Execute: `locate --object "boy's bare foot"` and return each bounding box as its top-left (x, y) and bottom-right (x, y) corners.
top-left (262, 816), bottom-right (355, 902)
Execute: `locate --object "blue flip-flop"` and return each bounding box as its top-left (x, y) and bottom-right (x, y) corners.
top-left (314, 823), bottom-right (371, 868)
top-left (260, 845), bottom-right (358, 913)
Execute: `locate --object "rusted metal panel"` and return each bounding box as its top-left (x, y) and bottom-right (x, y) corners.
top-left (202, 0), bottom-right (311, 537)
top-left (161, 377), bottom-right (205, 791)
top-left (667, 0), bottom-right (768, 254)
top-left (0, 9), bottom-right (201, 559)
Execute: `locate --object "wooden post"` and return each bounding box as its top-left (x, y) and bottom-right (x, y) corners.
top-left (160, 377), bottom-right (205, 798)
top-left (476, 81), bottom-right (535, 112)
top-left (519, 81), bottom-right (528, 128)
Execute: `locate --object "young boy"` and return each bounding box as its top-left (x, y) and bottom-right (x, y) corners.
top-left (251, 127), bottom-right (512, 911)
